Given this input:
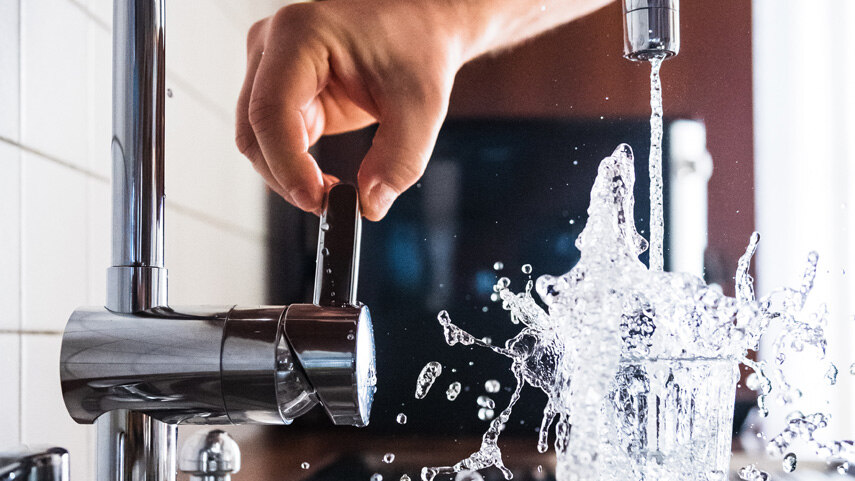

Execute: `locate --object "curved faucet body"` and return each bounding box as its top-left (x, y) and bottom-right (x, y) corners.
top-left (60, 303), bottom-right (373, 427)
top-left (622, 0), bottom-right (680, 60)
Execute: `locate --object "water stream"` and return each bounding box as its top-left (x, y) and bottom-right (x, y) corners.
top-left (648, 56), bottom-right (665, 272)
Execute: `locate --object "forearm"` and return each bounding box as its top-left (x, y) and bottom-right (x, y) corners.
top-left (447, 0), bottom-right (615, 63)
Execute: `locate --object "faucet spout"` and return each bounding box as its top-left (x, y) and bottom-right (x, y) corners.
top-left (622, 0), bottom-right (680, 61)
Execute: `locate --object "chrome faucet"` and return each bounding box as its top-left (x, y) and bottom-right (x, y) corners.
top-left (57, 1), bottom-right (376, 481)
top-left (622, 0), bottom-right (680, 60)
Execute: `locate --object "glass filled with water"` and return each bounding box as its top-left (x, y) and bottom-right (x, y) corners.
top-left (597, 357), bottom-right (739, 481)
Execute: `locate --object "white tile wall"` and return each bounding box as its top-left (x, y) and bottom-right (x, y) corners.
top-left (0, 334), bottom-right (21, 448)
top-left (21, 153), bottom-right (88, 332)
top-left (0, 143), bottom-right (20, 332)
top-left (0, 0), bottom-right (282, 470)
top-left (20, 0), bottom-right (90, 168)
top-left (0, 0), bottom-right (20, 141)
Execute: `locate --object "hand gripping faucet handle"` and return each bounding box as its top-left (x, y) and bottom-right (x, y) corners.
top-left (283, 182), bottom-right (376, 427)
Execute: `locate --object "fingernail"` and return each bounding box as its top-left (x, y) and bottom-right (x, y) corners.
top-left (291, 188), bottom-right (317, 212)
top-left (369, 181), bottom-right (398, 218)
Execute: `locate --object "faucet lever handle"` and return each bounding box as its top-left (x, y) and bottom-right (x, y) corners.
top-left (314, 183), bottom-right (362, 307)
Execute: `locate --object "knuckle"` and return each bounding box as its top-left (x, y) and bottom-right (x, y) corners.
top-left (247, 99), bottom-right (280, 134)
top-left (235, 128), bottom-right (258, 159)
top-left (246, 19), bottom-right (268, 52)
top-left (385, 150), bottom-right (427, 190)
top-left (271, 3), bottom-right (322, 35)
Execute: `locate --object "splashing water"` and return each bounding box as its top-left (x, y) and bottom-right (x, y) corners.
top-left (782, 452), bottom-right (797, 473)
top-left (416, 362), bottom-right (443, 399)
top-left (477, 408), bottom-right (495, 421)
top-left (737, 464), bottom-right (768, 481)
top-left (420, 145), bottom-right (854, 481)
top-left (648, 56), bottom-right (665, 272)
top-left (446, 382), bottom-right (462, 401)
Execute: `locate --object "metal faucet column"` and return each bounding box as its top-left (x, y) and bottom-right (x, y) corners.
top-left (101, 0), bottom-right (175, 480)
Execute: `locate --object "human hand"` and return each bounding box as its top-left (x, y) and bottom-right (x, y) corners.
top-left (236, 0), bottom-right (467, 220)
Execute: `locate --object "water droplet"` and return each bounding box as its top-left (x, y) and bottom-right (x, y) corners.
top-left (325, 267), bottom-right (332, 274)
top-left (522, 264), bottom-right (532, 275)
top-left (497, 277), bottom-right (510, 289)
top-left (401, 476), bottom-right (411, 481)
top-left (476, 395), bottom-right (495, 409)
top-left (569, 219), bottom-right (575, 225)
top-left (321, 247), bottom-right (329, 256)
top-left (481, 336), bottom-right (492, 344)
top-left (446, 382), bottom-right (461, 401)
top-left (481, 306), bottom-right (488, 312)
top-left (166, 88), bottom-right (173, 98)
top-left (396, 413), bottom-right (407, 424)
top-left (346, 332), bottom-right (355, 341)
top-left (536, 465), bottom-right (543, 473)
top-left (737, 464), bottom-right (768, 481)
top-left (301, 462), bottom-right (310, 469)
top-left (484, 380), bottom-right (501, 393)
top-left (371, 474), bottom-right (383, 481)
top-left (826, 363), bottom-right (838, 385)
top-left (493, 261), bottom-right (504, 271)
top-left (415, 362), bottom-right (442, 399)
top-left (850, 362), bottom-right (855, 375)
top-left (320, 222), bottom-right (330, 231)
top-left (383, 453), bottom-right (395, 463)
top-left (477, 407), bottom-right (495, 421)
top-left (838, 462), bottom-right (849, 475)
top-left (782, 453), bottom-right (797, 473)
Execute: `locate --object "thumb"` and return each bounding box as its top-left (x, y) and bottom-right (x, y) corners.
top-left (357, 90), bottom-right (448, 221)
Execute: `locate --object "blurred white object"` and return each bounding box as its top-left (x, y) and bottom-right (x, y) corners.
top-left (668, 120), bottom-right (713, 277)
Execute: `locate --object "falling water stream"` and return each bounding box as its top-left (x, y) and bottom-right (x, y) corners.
top-left (647, 56), bottom-right (665, 272)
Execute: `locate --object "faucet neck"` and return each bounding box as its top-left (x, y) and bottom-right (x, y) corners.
top-left (109, 0), bottom-right (168, 312)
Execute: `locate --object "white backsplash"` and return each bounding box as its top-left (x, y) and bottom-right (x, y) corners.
top-left (0, 0), bottom-right (286, 477)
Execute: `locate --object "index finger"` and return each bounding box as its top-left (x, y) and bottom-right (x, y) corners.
top-left (248, 37), bottom-right (328, 212)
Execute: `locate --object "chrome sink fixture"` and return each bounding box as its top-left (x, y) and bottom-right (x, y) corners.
top-left (178, 430), bottom-right (241, 481)
top-left (0, 447), bottom-right (69, 481)
top-left (622, 0), bottom-right (680, 60)
top-left (56, 1), bottom-right (376, 480)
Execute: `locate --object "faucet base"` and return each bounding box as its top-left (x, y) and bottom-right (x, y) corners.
top-left (97, 411), bottom-right (176, 481)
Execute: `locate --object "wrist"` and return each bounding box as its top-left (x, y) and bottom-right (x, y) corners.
top-left (429, 0), bottom-right (498, 63)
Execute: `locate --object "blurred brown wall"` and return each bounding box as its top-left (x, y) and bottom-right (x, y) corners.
top-left (448, 0), bottom-right (755, 293)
